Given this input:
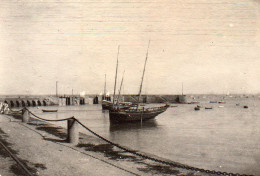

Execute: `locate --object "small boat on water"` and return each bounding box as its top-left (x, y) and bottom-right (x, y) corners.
top-left (194, 105), bottom-right (200, 111)
top-left (205, 107), bottom-right (213, 109)
top-left (42, 109), bottom-right (58, 112)
top-left (209, 101), bottom-right (218, 103)
top-left (188, 101), bottom-right (200, 104)
top-left (218, 101), bottom-right (226, 104)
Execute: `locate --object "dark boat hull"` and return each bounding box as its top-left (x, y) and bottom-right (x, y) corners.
top-left (205, 107), bottom-right (213, 109)
top-left (102, 101), bottom-right (134, 110)
top-left (109, 105), bottom-right (169, 123)
top-left (42, 110), bottom-right (58, 112)
top-left (102, 102), bottom-right (112, 110)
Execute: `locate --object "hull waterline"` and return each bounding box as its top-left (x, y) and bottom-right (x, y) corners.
top-left (109, 105), bottom-right (169, 123)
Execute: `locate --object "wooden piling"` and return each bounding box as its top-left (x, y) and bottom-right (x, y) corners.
top-left (67, 118), bottom-right (79, 145)
top-left (22, 108), bottom-right (30, 123)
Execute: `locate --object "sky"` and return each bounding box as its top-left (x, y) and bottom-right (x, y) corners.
top-left (0, 0), bottom-right (260, 95)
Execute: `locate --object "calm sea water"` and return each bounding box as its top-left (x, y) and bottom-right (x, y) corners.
top-left (26, 96), bottom-right (260, 175)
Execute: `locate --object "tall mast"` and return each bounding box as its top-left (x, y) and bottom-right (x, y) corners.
top-left (182, 82), bottom-right (183, 95)
top-left (113, 45), bottom-right (120, 105)
top-left (56, 81), bottom-right (58, 97)
top-left (104, 74), bottom-right (106, 96)
top-left (117, 70), bottom-right (125, 105)
top-left (137, 40), bottom-right (150, 108)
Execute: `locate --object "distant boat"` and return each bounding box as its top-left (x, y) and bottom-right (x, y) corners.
top-left (188, 101), bottom-right (200, 104)
top-left (218, 101), bottom-right (226, 104)
top-left (194, 106), bottom-right (200, 111)
top-left (194, 105), bottom-right (200, 111)
top-left (42, 109), bottom-right (58, 112)
top-left (209, 101), bottom-right (218, 103)
top-left (205, 107), bottom-right (213, 109)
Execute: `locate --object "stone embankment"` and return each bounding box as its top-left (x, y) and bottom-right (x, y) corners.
top-left (0, 94), bottom-right (188, 108)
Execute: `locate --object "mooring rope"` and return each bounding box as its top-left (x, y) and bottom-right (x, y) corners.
top-left (22, 107), bottom-right (253, 176)
top-left (75, 119), bottom-right (251, 176)
top-left (15, 121), bottom-right (140, 176)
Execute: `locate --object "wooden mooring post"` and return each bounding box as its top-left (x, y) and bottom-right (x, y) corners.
top-left (22, 108), bottom-right (30, 123)
top-left (67, 118), bottom-right (79, 145)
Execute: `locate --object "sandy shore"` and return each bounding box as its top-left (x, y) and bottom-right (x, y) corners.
top-left (0, 112), bottom-right (215, 176)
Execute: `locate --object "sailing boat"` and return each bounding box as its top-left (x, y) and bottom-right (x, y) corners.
top-left (102, 46), bottom-right (134, 110)
top-left (102, 74), bottom-right (111, 101)
top-left (102, 74), bottom-right (113, 110)
top-left (102, 46), bottom-right (120, 110)
top-left (109, 41), bottom-right (169, 123)
top-left (103, 71), bottom-right (134, 110)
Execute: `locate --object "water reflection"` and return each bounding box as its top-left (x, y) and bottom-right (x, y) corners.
top-left (109, 120), bottom-right (158, 132)
top-left (55, 112), bottom-right (59, 119)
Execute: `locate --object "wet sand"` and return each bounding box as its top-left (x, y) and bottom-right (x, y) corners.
top-left (0, 112), bottom-right (214, 176)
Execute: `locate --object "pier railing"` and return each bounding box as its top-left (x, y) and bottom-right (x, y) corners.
top-left (9, 107), bottom-right (253, 176)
